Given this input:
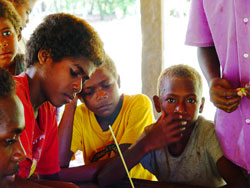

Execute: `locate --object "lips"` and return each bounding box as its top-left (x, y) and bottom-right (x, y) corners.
top-left (97, 103), bottom-right (112, 111)
top-left (0, 52), bottom-right (11, 58)
top-left (63, 93), bottom-right (75, 103)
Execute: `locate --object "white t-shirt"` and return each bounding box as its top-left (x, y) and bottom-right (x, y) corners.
top-left (140, 116), bottom-right (226, 187)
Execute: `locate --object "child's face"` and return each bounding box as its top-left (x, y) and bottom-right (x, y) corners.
top-left (0, 94), bottom-right (25, 187)
top-left (79, 68), bottom-right (121, 117)
top-left (0, 18), bottom-right (20, 69)
top-left (155, 77), bottom-right (204, 128)
top-left (12, 0), bottom-right (37, 28)
top-left (39, 55), bottom-right (95, 107)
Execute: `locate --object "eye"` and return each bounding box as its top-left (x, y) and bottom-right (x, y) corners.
top-left (82, 90), bottom-right (94, 96)
top-left (4, 138), bottom-right (17, 146)
top-left (103, 84), bottom-right (111, 89)
top-left (187, 98), bottom-right (196, 104)
top-left (2, 31), bottom-right (11, 36)
top-left (70, 69), bottom-right (80, 77)
top-left (166, 98), bottom-right (175, 103)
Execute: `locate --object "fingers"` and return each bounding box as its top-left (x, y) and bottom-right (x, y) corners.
top-left (245, 84), bottom-right (250, 99)
top-left (156, 110), bottom-right (166, 124)
top-left (215, 102), bottom-right (240, 113)
top-left (209, 78), bottom-right (241, 112)
top-left (156, 113), bottom-right (187, 144)
top-left (210, 85), bottom-right (238, 98)
top-left (210, 93), bottom-right (241, 113)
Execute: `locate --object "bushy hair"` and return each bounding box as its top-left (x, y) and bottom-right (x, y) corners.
top-left (25, 13), bottom-right (105, 68)
top-left (0, 68), bottom-right (15, 98)
top-left (0, 0), bottom-right (22, 34)
top-left (157, 64), bottom-right (203, 96)
top-left (100, 54), bottom-right (118, 80)
top-left (13, 0), bottom-right (26, 4)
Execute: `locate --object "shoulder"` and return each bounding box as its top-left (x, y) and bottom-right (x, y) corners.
top-left (194, 116), bottom-right (218, 145)
top-left (196, 116), bottom-right (215, 134)
top-left (41, 102), bottom-right (56, 114)
top-left (75, 103), bottom-right (89, 115)
top-left (14, 72), bottom-right (27, 86)
top-left (14, 73), bottom-right (29, 101)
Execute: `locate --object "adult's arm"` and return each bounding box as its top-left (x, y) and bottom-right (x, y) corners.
top-left (216, 156), bottom-right (249, 188)
top-left (197, 47), bottom-right (241, 113)
top-left (58, 98), bottom-right (78, 167)
top-left (197, 46), bottom-right (221, 83)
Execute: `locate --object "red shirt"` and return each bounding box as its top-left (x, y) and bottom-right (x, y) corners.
top-left (14, 73), bottom-right (60, 178)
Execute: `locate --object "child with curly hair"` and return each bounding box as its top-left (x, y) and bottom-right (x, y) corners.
top-left (58, 54), bottom-right (156, 183)
top-left (0, 0), bottom-right (24, 75)
top-left (14, 12), bottom-right (105, 182)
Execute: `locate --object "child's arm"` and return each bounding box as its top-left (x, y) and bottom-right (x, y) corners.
top-left (59, 159), bottom-right (109, 183)
top-left (58, 98), bottom-right (78, 167)
top-left (198, 47), bottom-right (241, 113)
top-left (216, 156), bottom-right (249, 188)
top-left (10, 176), bottom-right (78, 188)
top-left (97, 113), bottom-right (185, 187)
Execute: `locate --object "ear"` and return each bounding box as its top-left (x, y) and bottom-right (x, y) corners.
top-left (199, 97), bottom-right (205, 113)
top-left (38, 49), bottom-right (51, 65)
top-left (153, 95), bottom-right (162, 113)
top-left (117, 74), bottom-right (121, 88)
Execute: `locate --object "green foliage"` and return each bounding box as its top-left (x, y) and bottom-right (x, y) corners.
top-left (40, 0), bottom-right (137, 20)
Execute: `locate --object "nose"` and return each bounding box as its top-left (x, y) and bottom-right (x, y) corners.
top-left (12, 137), bottom-right (26, 162)
top-left (72, 78), bottom-right (82, 94)
top-left (0, 41), bottom-right (8, 48)
top-left (175, 101), bottom-right (185, 113)
top-left (96, 88), bottom-right (108, 101)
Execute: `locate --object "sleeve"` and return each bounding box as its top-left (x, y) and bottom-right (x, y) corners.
top-left (185, 0), bottom-right (214, 47)
top-left (140, 151), bottom-right (155, 175)
top-left (71, 106), bottom-right (84, 153)
top-left (119, 95), bottom-right (155, 144)
top-left (206, 127), bottom-right (224, 165)
top-left (36, 106), bottom-right (60, 175)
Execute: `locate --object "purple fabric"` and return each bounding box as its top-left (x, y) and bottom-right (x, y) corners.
top-left (185, 0), bottom-right (250, 172)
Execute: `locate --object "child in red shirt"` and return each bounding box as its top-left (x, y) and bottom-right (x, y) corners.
top-left (14, 13), bottom-right (104, 181)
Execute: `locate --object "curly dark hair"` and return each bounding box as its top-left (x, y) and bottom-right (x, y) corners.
top-left (13, 0), bottom-right (26, 4)
top-left (0, 0), bottom-right (22, 34)
top-left (25, 13), bottom-right (105, 68)
top-left (100, 54), bottom-right (118, 80)
top-left (0, 68), bottom-right (15, 98)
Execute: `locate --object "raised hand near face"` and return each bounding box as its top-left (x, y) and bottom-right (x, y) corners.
top-left (145, 112), bottom-right (187, 152)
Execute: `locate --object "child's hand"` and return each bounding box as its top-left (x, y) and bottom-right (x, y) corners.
top-left (145, 112), bottom-right (187, 151)
top-left (209, 77), bottom-right (241, 113)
